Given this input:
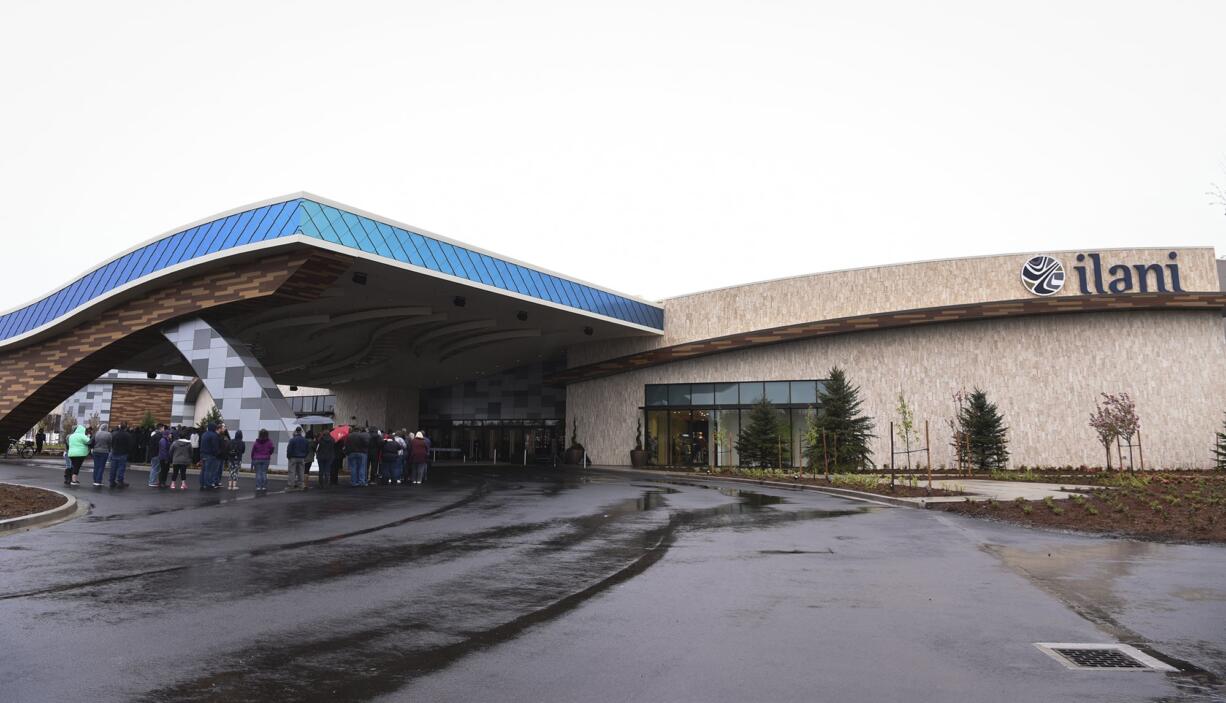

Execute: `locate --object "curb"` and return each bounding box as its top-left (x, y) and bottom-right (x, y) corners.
top-left (0, 483), bottom-right (80, 532)
top-left (583, 466), bottom-right (927, 509)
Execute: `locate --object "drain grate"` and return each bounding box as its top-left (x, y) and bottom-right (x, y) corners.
top-left (1034, 643), bottom-right (1177, 672)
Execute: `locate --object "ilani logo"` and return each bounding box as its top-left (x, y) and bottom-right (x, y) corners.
top-left (1021, 252), bottom-right (1183, 296)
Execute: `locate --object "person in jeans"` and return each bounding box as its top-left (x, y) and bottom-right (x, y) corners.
top-left (250, 429), bottom-right (275, 493)
top-left (170, 430), bottom-right (193, 490)
top-left (146, 425), bottom-right (162, 487)
top-left (90, 424), bottom-right (112, 486)
top-left (379, 432), bottom-right (400, 485)
top-left (108, 424), bottom-right (132, 488)
top-left (345, 427), bottom-right (369, 486)
top-left (286, 427), bottom-right (308, 490)
top-left (65, 425), bottom-right (89, 486)
top-left (198, 423), bottom-right (222, 490)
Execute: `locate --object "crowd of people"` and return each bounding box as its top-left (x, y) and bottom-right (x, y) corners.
top-left (61, 422), bottom-right (434, 492)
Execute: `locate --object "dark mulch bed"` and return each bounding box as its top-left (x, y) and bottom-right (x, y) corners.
top-left (0, 484), bottom-right (68, 520)
top-left (942, 474), bottom-right (1226, 543)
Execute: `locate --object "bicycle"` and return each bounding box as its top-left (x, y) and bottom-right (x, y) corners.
top-left (3, 438), bottom-right (35, 459)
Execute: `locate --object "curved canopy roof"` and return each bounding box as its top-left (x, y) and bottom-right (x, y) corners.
top-left (0, 193), bottom-right (664, 348)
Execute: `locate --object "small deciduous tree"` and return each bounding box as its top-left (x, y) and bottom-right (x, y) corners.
top-left (805, 367), bottom-right (875, 471)
top-left (1088, 392), bottom-right (1140, 470)
top-left (61, 414), bottom-right (78, 436)
top-left (895, 392), bottom-right (918, 469)
top-left (737, 398), bottom-right (785, 468)
top-left (959, 389), bottom-right (1009, 471)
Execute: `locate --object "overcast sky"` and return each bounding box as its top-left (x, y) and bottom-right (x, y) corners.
top-left (1, 0), bottom-right (1224, 307)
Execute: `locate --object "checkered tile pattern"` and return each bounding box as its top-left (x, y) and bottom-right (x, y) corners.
top-left (162, 318), bottom-right (296, 466)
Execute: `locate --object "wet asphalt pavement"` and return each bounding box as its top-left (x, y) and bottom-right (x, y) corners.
top-left (2, 460), bottom-right (1225, 702)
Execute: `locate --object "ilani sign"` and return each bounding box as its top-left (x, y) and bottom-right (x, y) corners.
top-left (1020, 252), bottom-right (1184, 297)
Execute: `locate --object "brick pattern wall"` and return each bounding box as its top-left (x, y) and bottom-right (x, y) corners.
top-left (109, 383), bottom-right (174, 427)
top-left (0, 250), bottom-right (351, 440)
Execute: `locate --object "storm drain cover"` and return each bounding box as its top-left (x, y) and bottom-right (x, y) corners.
top-left (1034, 643), bottom-right (1177, 672)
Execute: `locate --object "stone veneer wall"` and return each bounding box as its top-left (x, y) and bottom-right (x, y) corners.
top-left (333, 384), bottom-right (420, 432)
top-left (108, 383), bottom-right (174, 427)
top-left (566, 310), bottom-right (1226, 469)
top-left (567, 247), bottom-right (1219, 367)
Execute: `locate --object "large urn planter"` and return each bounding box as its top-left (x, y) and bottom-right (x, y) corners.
top-left (564, 448), bottom-right (585, 466)
top-left (629, 449), bottom-right (649, 467)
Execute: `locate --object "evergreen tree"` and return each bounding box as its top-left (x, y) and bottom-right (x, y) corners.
top-left (805, 367), bottom-right (875, 471)
top-left (959, 388), bottom-right (1009, 470)
top-left (197, 405), bottom-right (223, 430)
top-left (736, 398), bottom-right (784, 467)
top-left (1214, 413), bottom-right (1226, 471)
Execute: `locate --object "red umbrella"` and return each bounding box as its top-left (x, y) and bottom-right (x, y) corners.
top-left (330, 425), bottom-right (351, 443)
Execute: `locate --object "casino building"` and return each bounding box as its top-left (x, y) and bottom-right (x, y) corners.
top-left (1, 193), bottom-right (1224, 469)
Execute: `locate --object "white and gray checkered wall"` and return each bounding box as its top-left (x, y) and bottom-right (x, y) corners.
top-left (162, 317), bottom-right (296, 466)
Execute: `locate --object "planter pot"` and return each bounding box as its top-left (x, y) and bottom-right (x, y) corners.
top-left (564, 448), bottom-right (585, 466)
top-left (630, 449), bottom-right (648, 468)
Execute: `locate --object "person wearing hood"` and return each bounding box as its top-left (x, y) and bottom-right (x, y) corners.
top-left (90, 423), bottom-right (112, 487)
top-left (156, 428), bottom-right (174, 488)
top-left (65, 425), bottom-right (89, 486)
top-left (250, 429), bottom-right (275, 492)
top-left (226, 429), bottom-right (245, 491)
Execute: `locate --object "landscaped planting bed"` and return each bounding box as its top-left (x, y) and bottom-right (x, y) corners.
top-left (629, 466), bottom-right (967, 497)
top-left (0, 483), bottom-right (68, 520)
top-left (942, 472), bottom-right (1226, 543)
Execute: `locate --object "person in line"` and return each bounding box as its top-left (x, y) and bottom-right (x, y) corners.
top-left (147, 425), bottom-right (164, 488)
top-left (217, 424), bottom-right (232, 489)
top-left (394, 430), bottom-right (407, 485)
top-left (409, 431), bottom-right (429, 485)
top-left (367, 427), bottom-right (382, 482)
top-left (379, 431), bottom-right (400, 485)
top-left (226, 430), bottom-right (245, 491)
top-left (190, 428), bottom-right (201, 467)
top-left (156, 428), bottom-right (174, 488)
top-left (199, 423), bottom-right (222, 490)
top-left (35, 427), bottom-right (45, 455)
top-left (251, 429), bottom-right (275, 493)
top-left (286, 427), bottom-right (308, 490)
top-left (303, 429), bottom-right (316, 482)
top-left (314, 429), bottom-right (335, 489)
top-left (90, 423), bottom-right (112, 487)
top-left (345, 426), bottom-right (369, 487)
top-left (109, 423), bottom-right (132, 488)
top-left (64, 425), bottom-right (89, 486)
top-left (170, 429), bottom-right (193, 490)
top-left (330, 436), bottom-right (344, 485)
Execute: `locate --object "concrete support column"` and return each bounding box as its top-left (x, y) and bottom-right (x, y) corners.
top-left (162, 317), bottom-right (296, 467)
top-left (333, 384), bottom-right (419, 433)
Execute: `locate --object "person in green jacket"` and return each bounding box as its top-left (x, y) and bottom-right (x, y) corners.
top-left (65, 425), bottom-right (89, 486)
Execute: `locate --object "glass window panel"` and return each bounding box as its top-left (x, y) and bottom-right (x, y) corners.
top-left (793, 408), bottom-right (814, 470)
top-left (424, 239), bottom-right (454, 275)
top-left (714, 382), bottom-right (739, 405)
top-left (765, 381), bottom-right (790, 405)
top-left (479, 254), bottom-right (505, 288)
top-left (249, 202), bottom-right (291, 243)
top-left (715, 409), bottom-right (740, 467)
top-left (92, 260), bottom-right (123, 298)
top-left (378, 223), bottom-right (413, 263)
top-left (690, 383), bottom-right (714, 405)
top-left (125, 244), bottom-right (156, 284)
top-left (204, 214), bottom-right (241, 254)
top-left (492, 259), bottom-right (523, 294)
top-left (221, 210), bottom-right (256, 250)
top-left (573, 284), bottom-right (600, 313)
top-left (323, 205), bottom-right (360, 248)
top-left (511, 265), bottom-right (538, 296)
top-left (528, 269), bottom-right (556, 302)
top-left (437, 243), bottom-right (470, 279)
top-left (406, 232), bottom-right (439, 269)
top-left (645, 385), bottom-right (668, 406)
top-left (137, 238), bottom-right (171, 278)
top-left (739, 382), bottom-right (764, 404)
top-left (554, 278), bottom-right (580, 308)
top-left (774, 409), bottom-right (793, 467)
top-left (342, 211), bottom-right (379, 254)
top-left (815, 380), bottom-right (829, 401)
top-left (668, 384), bottom-right (691, 406)
top-left (668, 409), bottom-right (690, 465)
top-left (456, 248), bottom-right (491, 285)
top-left (234, 205), bottom-right (271, 245)
top-left (791, 381), bottom-right (817, 406)
top-left (189, 218), bottom-right (226, 259)
top-left (645, 411), bottom-right (667, 466)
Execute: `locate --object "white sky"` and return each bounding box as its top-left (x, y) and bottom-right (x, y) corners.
top-left (1, 0), bottom-right (1224, 306)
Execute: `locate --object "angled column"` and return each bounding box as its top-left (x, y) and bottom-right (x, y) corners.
top-left (162, 318), bottom-right (296, 467)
